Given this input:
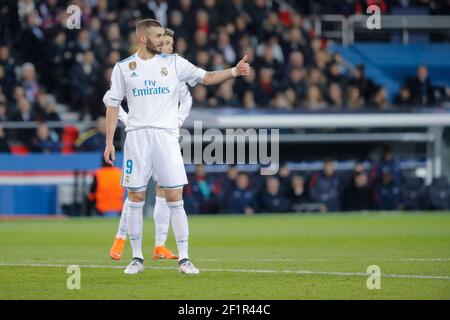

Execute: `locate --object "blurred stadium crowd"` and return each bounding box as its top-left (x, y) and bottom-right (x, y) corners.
top-left (0, 0), bottom-right (449, 153)
top-left (184, 146), bottom-right (450, 214)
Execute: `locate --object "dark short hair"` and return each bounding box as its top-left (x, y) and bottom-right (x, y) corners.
top-left (136, 19), bottom-right (162, 34)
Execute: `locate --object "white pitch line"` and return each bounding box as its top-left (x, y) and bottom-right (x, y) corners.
top-left (400, 258), bottom-right (450, 262)
top-left (0, 262), bottom-right (449, 280)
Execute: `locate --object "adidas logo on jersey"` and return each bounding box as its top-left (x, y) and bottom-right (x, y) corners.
top-left (130, 72), bottom-right (138, 77)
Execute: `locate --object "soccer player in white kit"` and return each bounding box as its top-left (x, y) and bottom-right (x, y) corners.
top-left (106, 28), bottom-right (191, 261)
top-left (104, 19), bottom-right (250, 275)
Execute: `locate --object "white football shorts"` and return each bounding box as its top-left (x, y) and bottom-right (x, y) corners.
top-left (121, 127), bottom-right (187, 190)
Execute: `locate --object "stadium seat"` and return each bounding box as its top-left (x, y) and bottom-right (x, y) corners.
top-left (10, 145), bottom-right (30, 155)
top-left (425, 176), bottom-right (450, 210)
top-left (402, 177), bottom-right (426, 210)
top-left (61, 126), bottom-right (79, 154)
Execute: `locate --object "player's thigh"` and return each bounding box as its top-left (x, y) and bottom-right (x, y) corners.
top-left (152, 130), bottom-right (188, 189)
top-left (122, 129), bottom-right (153, 189)
top-left (155, 184), bottom-right (165, 198)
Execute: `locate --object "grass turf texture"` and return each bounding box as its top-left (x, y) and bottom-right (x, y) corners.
top-left (0, 212), bottom-right (449, 299)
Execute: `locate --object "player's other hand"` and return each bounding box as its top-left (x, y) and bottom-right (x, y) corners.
top-left (235, 55), bottom-right (251, 77)
top-left (104, 143), bottom-right (115, 166)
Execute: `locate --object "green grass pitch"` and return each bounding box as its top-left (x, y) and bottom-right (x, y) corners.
top-left (0, 212), bottom-right (449, 299)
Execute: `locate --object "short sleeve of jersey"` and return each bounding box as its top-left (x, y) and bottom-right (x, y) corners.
top-left (175, 55), bottom-right (207, 87)
top-left (109, 63), bottom-right (126, 107)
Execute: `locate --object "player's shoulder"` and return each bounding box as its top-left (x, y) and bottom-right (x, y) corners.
top-left (117, 54), bottom-right (137, 66)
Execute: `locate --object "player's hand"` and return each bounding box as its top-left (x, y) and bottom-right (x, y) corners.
top-left (104, 143), bottom-right (115, 166)
top-left (235, 55), bottom-right (250, 77)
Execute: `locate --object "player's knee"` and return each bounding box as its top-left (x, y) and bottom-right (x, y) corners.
top-left (127, 191), bottom-right (146, 202)
top-left (163, 188), bottom-right (183, 202)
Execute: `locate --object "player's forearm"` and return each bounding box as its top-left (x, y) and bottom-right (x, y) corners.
top-left (202, 69), bottom-right (235, 86)
top-left (105, 106), bottom-right (119, 145)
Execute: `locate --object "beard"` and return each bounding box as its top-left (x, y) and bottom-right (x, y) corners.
top-left (145, 40), bottom-right (162, 55)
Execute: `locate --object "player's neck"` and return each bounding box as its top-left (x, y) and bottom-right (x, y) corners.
top-left (137, 47), bottom-right (157, 60)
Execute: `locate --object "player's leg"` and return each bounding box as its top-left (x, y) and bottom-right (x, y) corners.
top-left (123, 189), bottom-right (146, 274)
top-left (153, 128), bottom-right (198, 274)
top-left (153, 184), bottom-right (178, 260)
top-left (121, 129), bottom-right (152, 274)
top-left (109, 197), bottom-right (129, 260)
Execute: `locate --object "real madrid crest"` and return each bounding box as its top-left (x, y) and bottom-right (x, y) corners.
top-left (125, 176), bottom-right (130, 183)
top-left (160, 67), bottom-right (168, 77)
top-left (129, 61), bottom-right (137, 70)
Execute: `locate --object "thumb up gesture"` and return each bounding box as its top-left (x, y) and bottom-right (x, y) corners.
top-left (235, 54), bottom-right (251, 77)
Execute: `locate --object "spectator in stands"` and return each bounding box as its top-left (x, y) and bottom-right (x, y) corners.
top-left (0, 97), bottom-right (7, 122)
top-left (76, 116), bottom-right (106, 152)
top-left (277, 163), bottom-right (292, 195)
top-left (287, 175), bottom-right (309, 212)
top-left (190, 164), bottom-right (221, 214)
top-left (259, 176), bottom-right (291, 213)
top-left (21, 62), bottom-right (40, 104)
top-left (38, 95), bottom-right (61, 123)
top-left (271, 92), bottom-right (292, 110)
top-left (10, 96), bottom-right (38, 147)
top-left (374, 167), bottom-right (404, 210)
top-left (227, 173), bottom-right (257, 214)
top-left (304, 85), bottom-right (327, 111)
top-left (18, 12), bottom-right (45, 70)
top-left (255, 67), bottom-right (275, 106)
top-left (0, 45), bottom-right (17, 99)
top-left (405, 65), bottom-right (436, 106)
top-left (309, 159), bottom-right (342, 212)
top-left (370, 86), bottom-right (390, 110)
top-left (220, 166), bottom-right (239, 212)
top-left (346, 85), bottom-right (365, 110)
top-left (343, 163), bottom-right (372, 211)
top-left (0, 125), bottom-right (10, 153)
top-left (30, 123), bottom-right (60, 153)
top-left (371, 145), bottom-right (402, 186)
top-left (242, 90), bottom-right (257, 109)
top-left (348, 64), bottom-right (378, 102)
top-left (88, 159), bottom-right (124, 217)
top-left (192, 85), bottom-right (209, 108)
top-left (393, 85), bottom-right (413, 107)
top-left (69, 50), bottom-right (99, 119)
top-left (216, 81), bottom-right (241, 107)
top-left (327, 83), bottom-right (344, 109)
top-left (281, 67), bottom-right (307, 103)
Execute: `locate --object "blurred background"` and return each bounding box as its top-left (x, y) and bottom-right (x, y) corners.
top-left (0, 0), bottom-right (449, 217)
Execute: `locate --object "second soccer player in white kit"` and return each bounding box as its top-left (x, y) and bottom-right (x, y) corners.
top-left (104, 19), bottom-right (250, 275)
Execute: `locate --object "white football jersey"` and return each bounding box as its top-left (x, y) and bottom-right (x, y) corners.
top-left (108, 53), bottom-right (205, 131)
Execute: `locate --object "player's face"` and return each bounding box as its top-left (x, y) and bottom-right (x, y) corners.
top-left (143, 26), bottom-right (164, 54)
top-left (162, 36), bottom-right (174, 54)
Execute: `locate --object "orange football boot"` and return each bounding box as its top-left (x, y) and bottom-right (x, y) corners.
top-left (110, 237), bottom-right (126, 260)
top-left (153, 245), bottom-right (178, 260)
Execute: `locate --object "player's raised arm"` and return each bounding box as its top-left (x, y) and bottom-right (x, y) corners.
top-left (176, 54), bottom-right (251, 87)
top-left (202, 55), bottom-right (251, 86)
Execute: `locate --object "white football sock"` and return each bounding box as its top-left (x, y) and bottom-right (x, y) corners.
top-left (167, 200), bottom-right (189, 262)
top-left (154, 196), bottom-right (171, 247)
top-left (127, 200), bottom-right (145, 260)
top-left (116, 198), bottom-right (129, 240)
